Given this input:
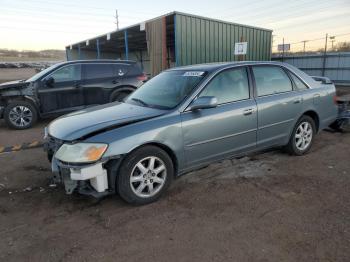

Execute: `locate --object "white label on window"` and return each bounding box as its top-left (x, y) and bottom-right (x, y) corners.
top-left (183, 71), bottom-right (205, 77)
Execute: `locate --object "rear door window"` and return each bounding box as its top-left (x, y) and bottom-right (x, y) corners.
top-left (83, 64), bottom-right (115, 80)
top-left (253, 66), bottom-right (293, 97)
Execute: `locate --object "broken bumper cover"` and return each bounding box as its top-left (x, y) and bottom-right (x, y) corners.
top-left (51, 157), bottom-right (113, 198)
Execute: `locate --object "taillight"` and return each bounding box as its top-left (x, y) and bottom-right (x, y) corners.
top-left (333, 95), bottom-right (338, 105)
top-left (137, 73), bottom-right (148, 82)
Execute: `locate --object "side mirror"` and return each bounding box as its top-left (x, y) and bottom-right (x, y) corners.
top-left (188, 96), bottom-right (218, 111)
top-left (45, 77), bottom-right (55, 87)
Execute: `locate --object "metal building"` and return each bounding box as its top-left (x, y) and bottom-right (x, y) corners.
top-left (66, 12), bottom-right (272, 76)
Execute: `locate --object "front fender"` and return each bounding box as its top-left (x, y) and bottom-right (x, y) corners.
top-left (84, 113), bottom-right (186, 172)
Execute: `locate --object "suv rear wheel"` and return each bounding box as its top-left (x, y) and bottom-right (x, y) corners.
top-left (4, 100), bottom-right (38, 130)
top-left (117, 146), bottom-right (174, 205)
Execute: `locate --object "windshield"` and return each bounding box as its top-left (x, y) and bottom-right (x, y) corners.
top-left (26, 63), bottom-right (63, 82)
top-left (126, 70), bottom-right (207, 109)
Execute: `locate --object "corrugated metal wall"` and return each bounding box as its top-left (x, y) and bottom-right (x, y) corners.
top-left (175, 13), bottom-right (272, 66)
top-left (146, 17), bottom-right (168, 76)
top-left (272, 52), bottom-right (350, 84)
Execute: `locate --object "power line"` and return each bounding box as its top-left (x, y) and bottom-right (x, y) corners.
top-left (0, 25), bottom-right (106, 35)
top-left (242, 2), bottom-right (337, 25)
top-left (220, 0), bottom-right (329, 22)
top-left (274, 12), bottom-right (350, 30)
top-left (2, 5), bottom-right (154, 21)
top-left (2, 7), bottom-right (151, 23)
top-left (272, 32), bottom-right (350, 47)
top-left (6, 0), bottom-right (160, 15)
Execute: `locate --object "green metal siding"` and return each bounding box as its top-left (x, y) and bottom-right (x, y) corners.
top-left (175, 13), bottom-right (272, 66)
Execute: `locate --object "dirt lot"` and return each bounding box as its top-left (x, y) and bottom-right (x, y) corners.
top-left (0, 129), bottom-right (349, 261)
top-left (0, 69), bottom-right (349, 261)
top-left (0, 68), bottom-right (37, 83)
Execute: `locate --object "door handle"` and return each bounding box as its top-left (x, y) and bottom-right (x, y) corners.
top-left (243, 108), bottom-right (254, 116)
top-left (293, 98), bottom-right (302, 104)
top-left (112, 80), bottom-right (119, 84)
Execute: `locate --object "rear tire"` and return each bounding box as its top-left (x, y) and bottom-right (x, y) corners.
top-left (4, 100), bottom-right (38, 130)
top-left (117, 146), bottom-right (174, 205)
top-left (285, 115), bottom-right (316, 156)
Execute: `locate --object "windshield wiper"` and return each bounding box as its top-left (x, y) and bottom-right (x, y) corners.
top-left (131, 98), bottom-right (149, 107)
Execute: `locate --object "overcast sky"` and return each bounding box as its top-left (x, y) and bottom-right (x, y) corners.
top-left (1, 0), bottom-right (349, 51)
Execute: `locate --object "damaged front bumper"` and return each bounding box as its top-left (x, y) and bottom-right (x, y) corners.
top-left (51, 156), bottom-right (120, 198)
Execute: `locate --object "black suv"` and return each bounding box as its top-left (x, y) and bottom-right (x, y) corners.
top-left (0, 60), bottom-right (147, 129)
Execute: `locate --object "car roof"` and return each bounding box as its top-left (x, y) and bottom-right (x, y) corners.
top-left (167, 61), bottom-right (291, 73)
top-left (63, 60), bottom-right (137, 65)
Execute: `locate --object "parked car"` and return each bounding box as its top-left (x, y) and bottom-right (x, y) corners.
top-left (45, 61), bottom-right (338, 205)
top-left (0, 60), bottom-right (146, 129)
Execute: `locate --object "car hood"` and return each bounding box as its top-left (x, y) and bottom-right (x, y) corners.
top-left (48, 102), bottom-right (167, 141)
top-left (0, 80), bottom-right (28, 90)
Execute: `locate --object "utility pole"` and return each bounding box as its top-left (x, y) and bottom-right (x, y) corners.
top-left (302, 40), bottom-right (308, 54)
top-left (282, 37), bottom-right (285, 62)
top-left (329, 36), bottom-right (335, 50)
top-left (322, 33), bottom-right (328, 77)
top-left (115, 9), bottom-right (119, 30)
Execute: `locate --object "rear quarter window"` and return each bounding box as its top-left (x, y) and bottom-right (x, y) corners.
top-left (125, 64), bottom-right (143, 76)
top-left (83, 64), bottom-right (115, 80)
top-left (113, 64), bottom-right (130, 77)
top-left (290, 73), bottom-right (309, 90)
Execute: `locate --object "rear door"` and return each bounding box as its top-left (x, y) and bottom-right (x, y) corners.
top-left (252, 65), bottom-right (303, 148)
top-left (38, 64), bottom-right (84, 113)
top-left (81, 63), bottom-right (130, 106)
top-left (181, 67), bottom-right (257, 168)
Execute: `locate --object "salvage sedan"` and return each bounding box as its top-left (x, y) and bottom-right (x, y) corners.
top-left (45, 62), bottom-right (338, 205)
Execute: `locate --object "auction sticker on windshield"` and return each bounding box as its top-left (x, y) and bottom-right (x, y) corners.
top-left (183, 71), bottom-right (205, 77)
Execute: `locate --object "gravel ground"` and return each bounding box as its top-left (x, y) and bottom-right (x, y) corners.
top-left (0, 119), bottom-right (50, 148)
top-left (0, 130), bottom-right (349, 262)
top-left (0, 70), bottom-right (349, 261)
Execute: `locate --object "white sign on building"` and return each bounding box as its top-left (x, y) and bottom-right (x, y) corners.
top-left (234, 42), bottom-right (248, 55)
top-left (140, 22), bottom-right (146, 31)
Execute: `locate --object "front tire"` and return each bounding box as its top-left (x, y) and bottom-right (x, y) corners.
top-left (117, 146), bottom-right (174, 205)
top-left (285, 115), bottom-right (316, 156)
top-left (4, 100), bottom-right (38, 130)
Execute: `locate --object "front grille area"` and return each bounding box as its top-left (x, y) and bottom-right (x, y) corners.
top-left (44, 135), bottom-right (64, 153)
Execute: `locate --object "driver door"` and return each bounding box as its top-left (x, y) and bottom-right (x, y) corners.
top-left (181, 67), bottom-right (257, 168)
top-left (38, 64), bottom-right (84, 114)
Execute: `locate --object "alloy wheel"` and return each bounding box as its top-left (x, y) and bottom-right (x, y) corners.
top-left (130, 156), bottom-right (167, 198)
top-left (8, 106), bottom-right (33, 128)
top-left (295, 121), bottom-right (313, 151)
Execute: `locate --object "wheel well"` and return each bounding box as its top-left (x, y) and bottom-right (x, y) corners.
top-left (303, 110), bottom-right (320, 132)
top-left (3, 96), bottom-right (38, 110)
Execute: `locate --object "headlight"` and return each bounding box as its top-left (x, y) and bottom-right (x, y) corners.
top-left (55, 143), bottom-right (108, 163)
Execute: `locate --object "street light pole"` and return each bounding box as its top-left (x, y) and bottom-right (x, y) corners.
top-left (322, 33), bottom-right (328, 77)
